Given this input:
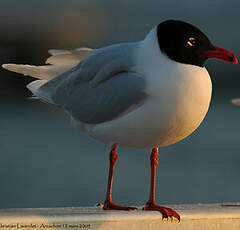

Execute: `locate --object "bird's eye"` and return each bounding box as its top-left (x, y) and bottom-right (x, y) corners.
top-left (187, 37), bottom-right (196, 47)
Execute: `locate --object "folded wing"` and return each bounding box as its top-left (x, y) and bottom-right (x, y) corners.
top-left (52, 72), bottom-right (147, 124)
top-left (3, 42), bottom-right (147, 124)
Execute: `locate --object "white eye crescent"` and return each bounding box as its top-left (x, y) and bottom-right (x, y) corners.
top-left (187, 37), bottom-right (196, 47)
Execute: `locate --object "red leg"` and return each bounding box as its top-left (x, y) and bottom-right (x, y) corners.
top-left (103, 144), bottom-right (137, 211)
top-left (143, 148), bottom-right (180, 221)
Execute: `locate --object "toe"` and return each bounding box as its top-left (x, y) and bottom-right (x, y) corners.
top-left (166, 207), bottom-right (180, 221)
top-left (143, 203), bottom-right (180, 222)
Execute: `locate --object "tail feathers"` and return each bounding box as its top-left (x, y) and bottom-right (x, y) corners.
top-left (3, 47), bottom-right (94, 105)
top-left (2, 64), bottom-right (70, 80)
top-left (2, 47), bottom-right (94, 80)
top-left (48, 47), bottom-right (93, 56)
top-left (45, 54), bottom-right (82, 66)
top-left (27, 80), bottom-right (55, 104)
top-left (48, 49), bottom-right (71, 55)
top-left (46, 47), bottom-right (93, 66)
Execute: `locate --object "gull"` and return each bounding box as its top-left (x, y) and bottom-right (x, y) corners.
top-left (2, 20), bottom-right (238, 221)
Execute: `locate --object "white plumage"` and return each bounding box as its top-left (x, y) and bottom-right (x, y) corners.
top-left (2, 27), bottom-right (212, 148)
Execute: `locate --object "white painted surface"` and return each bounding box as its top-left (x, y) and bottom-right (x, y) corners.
top-left (0, 203), bottom-right (240, 229)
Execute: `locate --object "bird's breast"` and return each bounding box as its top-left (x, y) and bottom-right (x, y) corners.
top-left (142, 63), bottom-right (212, 147)
top-left (87, 63), bottom-right (212, 149)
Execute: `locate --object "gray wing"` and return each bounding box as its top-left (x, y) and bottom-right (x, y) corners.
top-left (39, 42), bottom-right (147, 124)
top-left (56, 72), bottom-right (147, 124)
top-left (66, 42), bottom-right (138, 87)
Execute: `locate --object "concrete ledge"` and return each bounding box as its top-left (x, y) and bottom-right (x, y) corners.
top-left (0, 203), bottom-right (239, 229)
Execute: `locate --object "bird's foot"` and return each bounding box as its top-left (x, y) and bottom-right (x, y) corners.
top-left (143, 202), bottom-right (180, 222)
top-left (103, 200), bottom-right (137, 211)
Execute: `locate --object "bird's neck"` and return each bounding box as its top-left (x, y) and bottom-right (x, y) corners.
top-left (134, 27), bottom-right (172, 74)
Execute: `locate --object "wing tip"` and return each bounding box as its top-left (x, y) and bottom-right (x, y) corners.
top-left (48, 49), bottom-right (71, 55)
top-left (1, 63), bottom-right (35, 76)
top-left (2, 63), bottom-right (15, 71)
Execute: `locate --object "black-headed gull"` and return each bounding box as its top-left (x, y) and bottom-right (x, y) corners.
top-left (2, 20), bottom-right (238, 221)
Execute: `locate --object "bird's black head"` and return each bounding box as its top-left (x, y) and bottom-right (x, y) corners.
top-left (157, 20), bottom-right (238, 67)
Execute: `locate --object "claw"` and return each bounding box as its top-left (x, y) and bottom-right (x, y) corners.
top-left (143, 202), bottom-right (180, 222)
